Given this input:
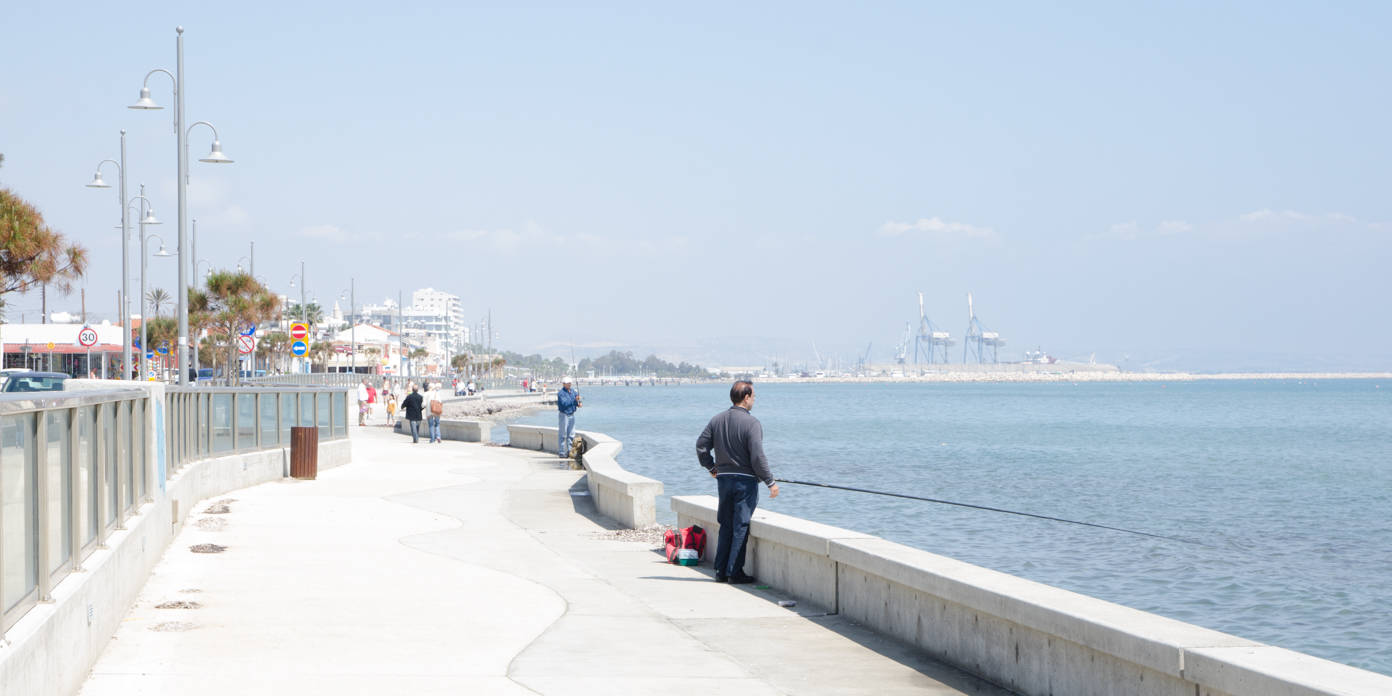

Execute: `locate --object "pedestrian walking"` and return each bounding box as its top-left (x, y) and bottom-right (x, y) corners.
top-left (695, 380), bottom-right (779, 584)
top-left (425, 383), bottom-right (444, 443)
top-left (357, 379), bottom-right (370, 426)
top-left (556, 377), bottom-right (581, 458)
top-left (402, 385), bottom-right (424, 443)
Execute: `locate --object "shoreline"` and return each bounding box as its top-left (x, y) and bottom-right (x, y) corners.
top-left (752, 370), bottom-right (1392, 384)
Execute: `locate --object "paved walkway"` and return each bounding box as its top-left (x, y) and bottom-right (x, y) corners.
top-left (78, 423), bottom-right (1012, 695)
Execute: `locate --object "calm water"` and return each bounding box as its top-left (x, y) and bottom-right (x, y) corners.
top-left (507, 380), bottom-right (1392, 675)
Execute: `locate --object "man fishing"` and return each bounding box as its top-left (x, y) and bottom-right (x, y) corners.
top-left (696, 380), bottom-right (779, 584)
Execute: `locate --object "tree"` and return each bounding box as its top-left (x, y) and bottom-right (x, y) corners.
top-left (146, 288), bottom-right (172, 317)
top-left (260, 331), bottom-right (289, 373)
top-left (284, 301), bottom-right (324, 326)
top-left (189, 271), bottom-right (280, 386)
top-left (1, 188), bottom-right (88, 298)
top-left (144, 316), bottom-right (178, 379)
top-left (309, 341), bottom-right (333, 372)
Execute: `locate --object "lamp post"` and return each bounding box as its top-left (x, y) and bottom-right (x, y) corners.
top-left (85, 131), bottom-right (131, 379)
top-left (129, 26), bottom-right (235, 385)
top-left (132, 183), bottom-right (163, 379)
top-left (288, 261), bottom-right (306, 322)
top-left (141, 231), bottom-right (174, 380)
top-left (338, 278), bottom-right (355, 375)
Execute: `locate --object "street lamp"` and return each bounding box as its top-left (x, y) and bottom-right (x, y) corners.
top-left (288, 260), bottom-right (306, 322)
top-left (86, 131), bottom-right (132, 379)
top-left (141, 231), bottom-right (173, 380)
top-left (129, 26), bottom-right (235, 385)
top-left (130, 183), bottom-right (163, 379)
top-left (338, 278), bottom-right (355, 375)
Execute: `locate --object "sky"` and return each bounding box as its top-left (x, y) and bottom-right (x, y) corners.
top-left (2, 2), bottom-right (1389, 371)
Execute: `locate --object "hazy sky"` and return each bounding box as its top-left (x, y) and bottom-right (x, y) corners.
top-left (3, 2), bottom-right (1388, 370)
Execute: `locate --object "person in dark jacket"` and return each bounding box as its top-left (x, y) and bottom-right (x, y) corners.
top-left (401, 385), bottom-right (425, 443)
top-left (696, 380), bottom-right (779, 584)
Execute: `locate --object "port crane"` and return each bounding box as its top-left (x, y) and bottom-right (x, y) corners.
top-left (913, 292), bottom-right (954, 364)
top-left (963, 293), bottom-right (1004, 363)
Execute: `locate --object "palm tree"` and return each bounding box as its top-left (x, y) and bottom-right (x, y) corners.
top-left (189, 271), bottom-right (280, 386)
top-left (146, 288), bottom-right (172, 317)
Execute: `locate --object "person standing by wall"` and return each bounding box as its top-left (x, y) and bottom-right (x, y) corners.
top-left (556, 377), bottom-right (580, 458)
top-left (696, 380), bottom-right (779, 584)
top-left (402, 385), bottom-right (424, 443)
top-left (426, 382), bottom-right (444, 443)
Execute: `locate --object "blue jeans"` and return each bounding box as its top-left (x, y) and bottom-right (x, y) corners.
top-left (408, 419), bottom-right (421, 443)
top-left (714, 475), bottom-right (760, 578)
top-left (557, 411), bottom-right (576, 456)
top-left (428, 416), bottom-right (441, 442)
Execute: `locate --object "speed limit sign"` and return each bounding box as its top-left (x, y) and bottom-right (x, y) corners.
top-left (77, 326), bottom-right (99, 347)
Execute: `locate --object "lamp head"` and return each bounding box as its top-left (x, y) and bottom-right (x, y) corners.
top-left (86, 172), bottom-right (111, 189)
top-left (129, 86), bottom-right (162, 110)
top-left (154, 245), bottom-right (174, 257)
top-left (140, 209), bottom-right (161, 225)
top-left (199, 140), bottom-right (233, 164)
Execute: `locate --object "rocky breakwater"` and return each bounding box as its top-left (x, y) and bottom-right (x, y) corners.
top-left (442, 392), bottom-right (554, 420)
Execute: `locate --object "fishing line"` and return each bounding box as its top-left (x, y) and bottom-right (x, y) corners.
top-left (773, 478), bottom-right (1206, 546)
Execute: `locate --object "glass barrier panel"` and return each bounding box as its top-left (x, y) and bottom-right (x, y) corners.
top-left (78, 406), bottom-right (97, 546)
top-left (260, 393), bottom-right (279, 447)
top-left (212, 394), bottom-right (233, 453)
top-left (300, 394), bottom-right (314, 432)
top-left (332, 392), bottom-right (346, 437)
top-left (103, 404), bottom-right (116, 526)
top-left (45, 409), bottom-right (72, 575)
top-left (119, 401), bottom-right (132, 511)
top-left (133, 399), bottom-right (145, 500)
top-left (317, 392), bottom-right (330, 439)
top-left (2, 413), bottom-right (38, 611)
top-left (280, 392), bottom-right (296, 442)
top-left (236, 394), bottom-right (256, 449)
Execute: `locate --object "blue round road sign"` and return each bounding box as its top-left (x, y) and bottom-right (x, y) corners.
top-left (291, 339), bottom-right (309, 357)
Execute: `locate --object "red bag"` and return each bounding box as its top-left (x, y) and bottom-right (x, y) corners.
top-left (663, 525), bottom-right (707, 566)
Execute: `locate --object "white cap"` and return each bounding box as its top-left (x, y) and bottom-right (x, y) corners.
top-left (562, 376), bottom-right (573, 383)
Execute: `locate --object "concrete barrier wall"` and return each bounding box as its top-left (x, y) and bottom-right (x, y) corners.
top-left (0, 400), bottom-right (352, 696)
top-left (672, 495), bottom-right (1392, 696)
top-left (506, 425), bottom-right (663, 528)
top-left (392, 418), bottom-right (490, 442)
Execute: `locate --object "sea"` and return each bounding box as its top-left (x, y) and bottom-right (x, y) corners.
top-left (504, 379), bottom-right (1392, 676)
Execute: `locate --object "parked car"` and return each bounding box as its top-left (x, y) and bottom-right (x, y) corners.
top-left (1, 371), bottom-right (69, 392)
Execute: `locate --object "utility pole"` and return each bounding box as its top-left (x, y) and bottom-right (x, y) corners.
top-left (41, 284), bottom-right (47, 323)
top-left (81, 289), bottom-right (86, 323)
top-left (398, 289), bottom-right (404, 377)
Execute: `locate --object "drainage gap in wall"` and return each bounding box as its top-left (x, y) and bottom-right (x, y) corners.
top-left (189, 544), bottom-right (227, 553)
top-left (195, 517), bottom-right (227, 531)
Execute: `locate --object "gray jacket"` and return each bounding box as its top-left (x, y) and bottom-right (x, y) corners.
top-left (696, 406), bottom-right (774, 487)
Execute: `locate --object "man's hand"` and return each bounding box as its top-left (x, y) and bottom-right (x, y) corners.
top-left (709, 469), bottom-right (717, 479)
top-left (768, 483), bottom-right (780, 499)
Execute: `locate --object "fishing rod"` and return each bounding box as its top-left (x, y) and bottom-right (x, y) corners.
top-left (773, 478), bottom-right (1205, 546)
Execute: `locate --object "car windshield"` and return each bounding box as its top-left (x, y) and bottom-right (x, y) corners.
top-left (4, 375), bottom-right (66, 392)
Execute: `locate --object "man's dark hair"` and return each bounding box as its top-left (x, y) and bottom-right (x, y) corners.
top-left (729, 380), bottom-right (753, 405)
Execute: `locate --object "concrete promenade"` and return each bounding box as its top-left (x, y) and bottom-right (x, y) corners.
top-left (76, 421), bottom-right (1011, 695)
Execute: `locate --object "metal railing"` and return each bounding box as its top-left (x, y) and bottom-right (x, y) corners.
top-left (0, 385), bottom-right (350, 636)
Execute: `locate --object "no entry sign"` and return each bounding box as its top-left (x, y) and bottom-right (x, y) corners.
top-left (290, 322), bottom-right (309, 340)
top-left (77, 326), bottom-right (98, 347)
top-left (237, 335), bottom-right (256, 355)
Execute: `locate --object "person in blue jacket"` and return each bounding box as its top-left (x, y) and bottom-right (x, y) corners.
top-left (556, 377), bottom-right (581, 458)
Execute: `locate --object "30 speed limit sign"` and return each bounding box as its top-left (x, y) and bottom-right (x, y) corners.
top-left (77, 326), bottom-right (98, 348)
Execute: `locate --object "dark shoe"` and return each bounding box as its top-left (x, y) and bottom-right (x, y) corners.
top-left (728, 574), bottom-right (757, 585)
top-left (714, 574), bottom-right (728, 583)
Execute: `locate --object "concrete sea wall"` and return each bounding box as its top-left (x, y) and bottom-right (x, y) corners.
top-left (506, 425), bottom-right (663, 528)
top-left (671, 496), bottom-right (1392, 696)
top-left (503, 421), bottom-right (1392, 696)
